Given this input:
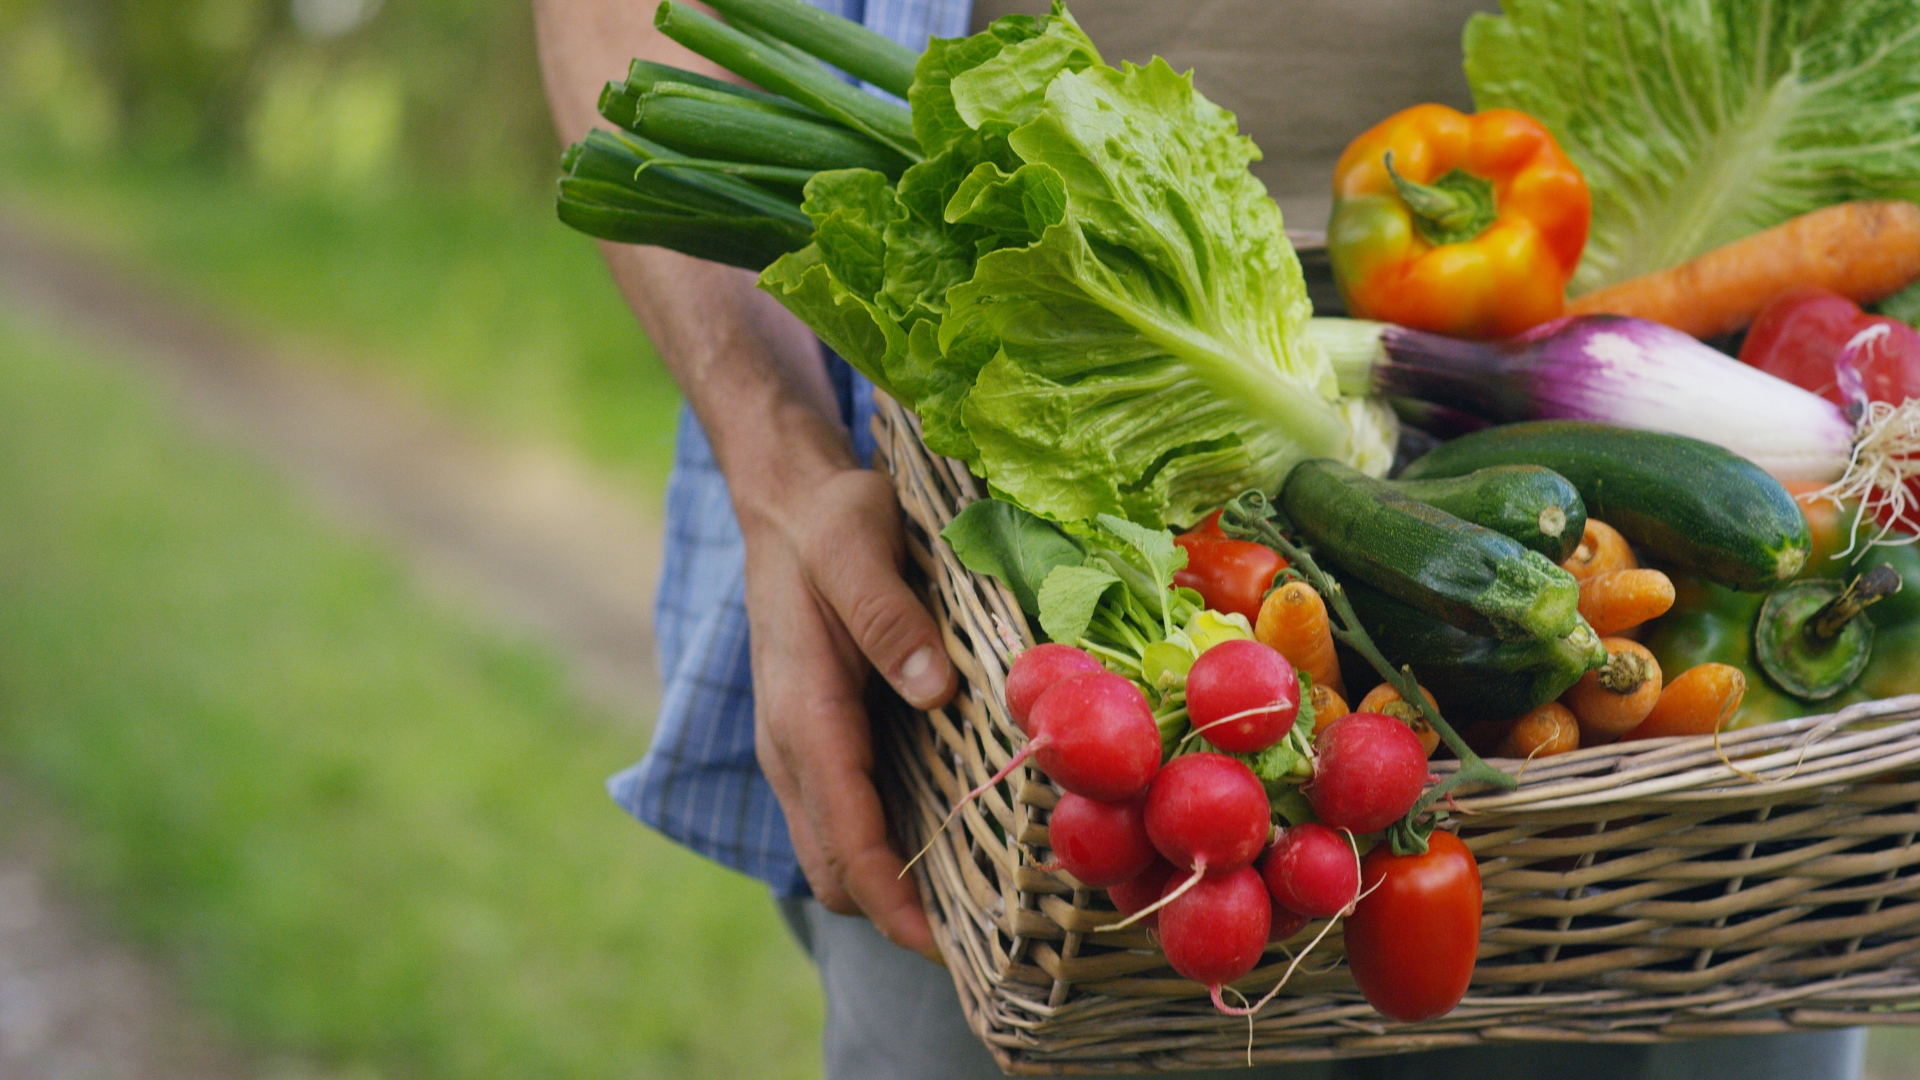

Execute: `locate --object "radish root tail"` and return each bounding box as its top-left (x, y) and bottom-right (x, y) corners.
top-left (1179, 699), bottom-right (1296, 747)
top-left (1822, 391), bottom-right (1920, 555)
top-left (899, 739), bottom-right (1041, 878)
top-left (1210, 832), bottom-right (1385, 1021)
top-left (1092, 862), bottom-right (1205, 931)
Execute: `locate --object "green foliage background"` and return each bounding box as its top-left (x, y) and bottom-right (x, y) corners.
top-left (0, 3), bottom-right (821, 1078)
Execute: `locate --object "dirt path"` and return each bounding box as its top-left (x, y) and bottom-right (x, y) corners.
top-left (0, 212), bottom-right (665, 719)
top-left (0, 213), bottom-right (668, 1078)
top-left (0, 778), bottom-right (254, 1080)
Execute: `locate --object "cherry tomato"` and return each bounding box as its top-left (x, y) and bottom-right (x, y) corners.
top-left (1344, 830), bottom-right (1480, 1023)
top-left (1174, 511), bottom-right (1286, 623)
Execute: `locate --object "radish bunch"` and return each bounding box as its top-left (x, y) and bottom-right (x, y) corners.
top-left (995, 637), bottom-right (1437, 1020)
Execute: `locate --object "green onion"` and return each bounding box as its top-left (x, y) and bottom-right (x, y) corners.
top-left (556, 183), bottom-right (813, 271)
top-left (700, 0), bottom-right (919, 98)
top-left (598, 81), bottom-right (643, 131)
top-left (643, 80), bottom-right (819, 120)
top-left (633, 88), bottom-right (911, 177)
top-left (625, 59), bottom-right (817, 116)
top-left (566, 128), bottom-right (809, 226)
top-left (634, 158), bottom-right (821, 188)
top-left (653, 1), bottom-right (919, 162)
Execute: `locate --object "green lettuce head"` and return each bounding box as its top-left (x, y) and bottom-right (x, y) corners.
top-left (1466, 0), bottom-right (1920, 295)
top-left (761, 5), bottom-right (1394, 528)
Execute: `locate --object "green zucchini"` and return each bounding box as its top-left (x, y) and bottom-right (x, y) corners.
top-left (1390, 465), bottom-right (1586, 562)
top-left (1280, 459), bottom-right (1581, 641)
top-left (1337, 576), bottom-right (1606, 724)
top-left (1397, 421), bottom-right (1810, 591)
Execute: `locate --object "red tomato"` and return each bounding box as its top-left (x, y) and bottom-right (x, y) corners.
top-left (1344, 830), bottom-right (1481, 1023)
top-left (1740, 286), bottom-right (1920, 409)
top-left (1173, 511), bottom-right (1286, 623)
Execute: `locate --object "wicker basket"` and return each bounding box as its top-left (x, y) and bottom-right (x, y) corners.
top-left (869, 394), bottom-right (1920, 1074)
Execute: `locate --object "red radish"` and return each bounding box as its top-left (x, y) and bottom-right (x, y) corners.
top-left (1157, 864), bottom-right (1271, 1012)
top-left (1306, 712), bottom-right (1429, 833)
top-left (1108, 858), bottom-right (1176, 929)
top-left (1006, 644), bottom-right (1104, 733)
top-left (1269, 904), bottom-right (1310, 943)
top-left (1098, 754), bottom-right (1273, 931)
top-left (1260, 823), bottom-right (1360, 919)
top-left (904, 670), bottom-right (1162, 875)
top-left (1047, 792), bottom-right (1156, 888)
top-left (1185, 639), bottom-right (1299, 753)
top-left (1145, 754), bottom-right (1272, 878)
top-left (1027, 673), bottom-right (1162, 801)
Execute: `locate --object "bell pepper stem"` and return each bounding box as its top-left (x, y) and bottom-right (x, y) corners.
top-left (1810, 564), bottom-right (1903, 642)
top-left (1383, 152), bottom-right (1498, 248)
top-left (1221, 491), bottom-right (1517, 856)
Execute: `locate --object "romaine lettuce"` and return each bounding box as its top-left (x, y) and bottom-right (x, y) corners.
top-left (1465, 0), bottom-right (1920, 294)
top-left (763, 4), bottom-right (1393, 529)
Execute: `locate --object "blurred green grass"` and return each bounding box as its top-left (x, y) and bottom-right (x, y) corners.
top-left (0, 308), bottom-right (819, 1078)
top-left (0, 145), bottom-right (684, 494)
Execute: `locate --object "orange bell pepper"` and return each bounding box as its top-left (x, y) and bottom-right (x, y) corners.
top-left (1328, 104), bottom-right (1590, 340)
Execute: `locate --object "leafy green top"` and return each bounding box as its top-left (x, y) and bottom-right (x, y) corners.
top-left (1466, 0), bottom-right (1920, 294)
top-left (762, 3), bottom-right (1390, 529)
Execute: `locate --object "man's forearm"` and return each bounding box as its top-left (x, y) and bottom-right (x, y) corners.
top-left (532, 0), bottom-right (853, 513)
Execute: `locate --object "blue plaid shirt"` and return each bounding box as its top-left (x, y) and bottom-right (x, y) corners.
top-left (608, 0), bottom-right (975, 897)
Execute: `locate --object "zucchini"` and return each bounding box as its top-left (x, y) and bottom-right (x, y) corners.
top-left (1397, 421), bottom-right (1810, 591)
top-left (1280, 459), bottom-right (1581, 641)
top-left (1390, 465), bottom-right (1586, 562)
top-left (1336, 576), bottom-right (1606, 724)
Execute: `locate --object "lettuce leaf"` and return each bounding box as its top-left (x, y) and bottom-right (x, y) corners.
top-left (763, 3), bottom-right (1394, 529)
top-left (1466, 0), bottom-right (1920, 294)
top-left (947, 59), bottom-right (1355, 526)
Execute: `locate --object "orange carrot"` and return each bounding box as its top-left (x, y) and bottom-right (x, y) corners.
top-left (1256, 581), bottom-right (1344, 697)
top-left (1355, 683), bottom-right (1440, 757)
top-left (1565, 201), bottom-right (1920, 339)
top-left (1495, 702), bottom-right (1580, 760)
top-left (1578, 568), bottom-right (1675, 637)
top-left (1308, 683), bottom-right (1350, 736)
top-left (1560, 638), bottom-right (1663, 744)
top-left (1561, 519), bottom-right (1636, 583)
top-left (1621, 663), bottom-right (1747, 741)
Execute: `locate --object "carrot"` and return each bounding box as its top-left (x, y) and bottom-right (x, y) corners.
top-left (1561, 519), bottom-right (1636, 582)
top-left (1621, 663), bottom-right (1747, 741)
top-left (1560, 638), bottom-right (1663, 744)
top-left (1255, 581), bottom-right (1344, 697)
top-left (1354, 683), bottom-right (1440, 757)
top-left (1577, 568), bottom-right (1675, 637)
top-left (1494, 702), bottom-right (1580, 760)
top-left (1565, 201), bottom-right (1920, 339)
top-left (1308, 682), bottom-right (1349, 736)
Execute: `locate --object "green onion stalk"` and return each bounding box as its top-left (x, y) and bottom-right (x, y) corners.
top-left (556, 0), bottom-right (923, 267)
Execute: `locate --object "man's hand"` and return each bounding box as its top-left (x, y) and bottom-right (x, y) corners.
top-left (741, 463), bottom-right (957, 958)
top-left (532, 0), bottom-right (956, 956)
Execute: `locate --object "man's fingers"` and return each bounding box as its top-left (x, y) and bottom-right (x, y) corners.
top-left (804, 483), bottom-right (956, 711)
top-left (756, 726), bottom-right (858, 915)
top-left (803, 753), bottom-right (934, 957)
